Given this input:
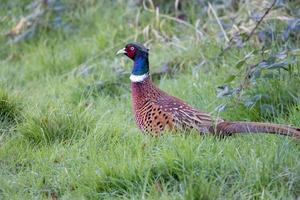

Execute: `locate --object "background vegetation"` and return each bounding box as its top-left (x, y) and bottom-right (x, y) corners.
top-left (0, 0), bottom-right (299, 199)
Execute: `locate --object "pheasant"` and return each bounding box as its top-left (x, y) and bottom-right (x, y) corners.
top-left (116, 42), bottom-right (300, 138)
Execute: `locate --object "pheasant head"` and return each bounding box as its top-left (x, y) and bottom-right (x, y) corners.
top-left (117, 43), bottom-right (150, 82)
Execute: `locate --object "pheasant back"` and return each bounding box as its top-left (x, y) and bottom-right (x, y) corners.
top-left (131, 77), bottom-right (221, 135)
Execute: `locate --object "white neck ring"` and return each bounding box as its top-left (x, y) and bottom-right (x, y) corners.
top-left (130, 73), bottom-right (149, 82)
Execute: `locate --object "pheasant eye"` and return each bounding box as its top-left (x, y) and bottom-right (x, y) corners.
top-left (130, 47), bottom-right (135, 51)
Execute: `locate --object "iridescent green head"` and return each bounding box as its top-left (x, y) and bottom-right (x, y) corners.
top-left (116, 42), bottom-right (149, 76)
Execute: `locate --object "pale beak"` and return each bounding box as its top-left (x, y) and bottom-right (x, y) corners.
top-left (116, 48), bottom-right (126, 55)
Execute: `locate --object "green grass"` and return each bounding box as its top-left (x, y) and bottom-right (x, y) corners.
top-left (0, 0), bottom-right (299, 199)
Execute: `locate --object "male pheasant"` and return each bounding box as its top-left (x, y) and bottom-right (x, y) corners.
top-left (116, 42), bottom-right (300, 138)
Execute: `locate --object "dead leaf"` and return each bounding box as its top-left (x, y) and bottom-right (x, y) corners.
top-left (6, 18), bottom-right (30, 37)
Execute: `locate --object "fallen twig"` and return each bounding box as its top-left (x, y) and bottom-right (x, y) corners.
top-left (244, 0), bottom-right (277, 42)
top-left (218, 0), bottom-right (277, 57)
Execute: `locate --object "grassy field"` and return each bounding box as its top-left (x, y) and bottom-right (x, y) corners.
top-left (0, 0), bottom-right (299, 199)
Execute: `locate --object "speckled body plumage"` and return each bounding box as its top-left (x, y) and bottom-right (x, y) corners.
top-left (131, 76), bottom-right (223, 135)
top-left (117, 42), bottom-right (300, 138)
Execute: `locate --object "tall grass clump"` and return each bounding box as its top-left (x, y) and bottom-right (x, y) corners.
top-left (0, 88), bottom-right (21, 123)
top-left (18, 106), bottom-right (95, 145)
top-left (0, 88), bottom-right (22, 138)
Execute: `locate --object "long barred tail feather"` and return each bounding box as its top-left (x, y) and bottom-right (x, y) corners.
top-left (213, 121), bottom-right (300, 139)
